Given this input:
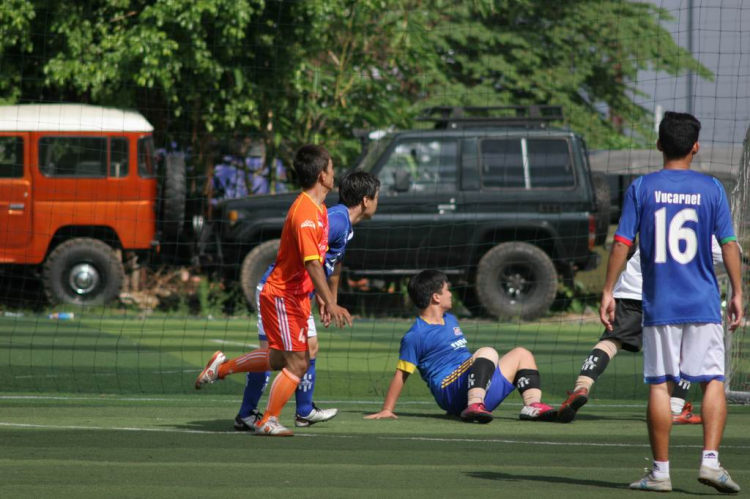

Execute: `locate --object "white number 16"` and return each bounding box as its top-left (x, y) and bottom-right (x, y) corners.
top-left (654, 207), bottom-right (698, 264)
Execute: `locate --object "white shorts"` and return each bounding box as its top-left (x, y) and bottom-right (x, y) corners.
top-left (642, 323), bottom-right (725, 384)
top-left (256, 284), bottom-right (316, 342)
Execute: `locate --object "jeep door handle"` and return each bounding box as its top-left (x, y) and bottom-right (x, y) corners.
top-left (9, 203), bottom-right (24, 211)
top-left (437, 203), bottom-right (456, 213)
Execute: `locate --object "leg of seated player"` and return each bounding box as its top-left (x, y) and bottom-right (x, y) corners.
top-left (294, 317), bottom-right (339, 427)
top-left (459, 347), bottom-right (499, 423)
top-left (496, 347), bottom-right (556, 422)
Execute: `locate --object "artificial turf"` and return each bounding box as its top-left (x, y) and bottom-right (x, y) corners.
top-left (1, 314), bottom-right (748, 498)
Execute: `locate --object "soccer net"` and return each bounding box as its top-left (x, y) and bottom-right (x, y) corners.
top-left (0, 2), bottom-right (749, 408)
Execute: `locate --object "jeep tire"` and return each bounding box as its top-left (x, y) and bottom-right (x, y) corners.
top-left (42, 238), bottom-right (125, 306)
top-left (240, 239), bottom-right (280, 312)
top-left (160, 153), bottom-right (187, 241)
top-left (592, 172), bottom-right (610, 246)
top-left (475, 242), bottom-right (557, 321)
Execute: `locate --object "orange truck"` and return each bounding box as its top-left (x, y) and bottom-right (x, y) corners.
top-left (0, 104), bottom-right (185, 305)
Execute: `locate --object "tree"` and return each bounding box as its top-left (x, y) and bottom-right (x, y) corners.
top-left (427, 0), bottom-right (712, 149)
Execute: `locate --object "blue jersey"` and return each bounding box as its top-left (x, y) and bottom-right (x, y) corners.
top-left (615, 170), bottom-right (735, 326)
top-left (397, 313), bottom-right (471, 399)
top-left (259, 203), bottom-right (352, 286)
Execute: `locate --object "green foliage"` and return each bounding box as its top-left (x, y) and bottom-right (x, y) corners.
top-left (0, 0), bottom-right (712, 168)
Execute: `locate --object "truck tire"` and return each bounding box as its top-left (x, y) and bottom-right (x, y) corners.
top-left (475, 242), bottom-right (557, 321)
top-left (160, 153), bottom-right (187, 241)
top-left (240, 240), bottom-right (280, 312)
top-left (42, 238), bottom-right (125, 306)
top-left (592, 172), bottom-right (610, 246)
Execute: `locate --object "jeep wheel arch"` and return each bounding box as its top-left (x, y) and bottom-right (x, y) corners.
top-left (240, 239), bottom-right (281, 312)
top-left (475, 242), bottom-right (557, 321)
top-left (42, 237), bottom-right (125, 306)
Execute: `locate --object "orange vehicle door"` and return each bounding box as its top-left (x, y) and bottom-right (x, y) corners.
top-left (0, 133), bottom-right (32, 253)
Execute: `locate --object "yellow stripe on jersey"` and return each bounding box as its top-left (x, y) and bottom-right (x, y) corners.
top-left (441, 358), bottom-right (473, 389)
top-left (303, 254), bottom-right (322, 262)
top-left (397, 360), bottom-right (416, 373)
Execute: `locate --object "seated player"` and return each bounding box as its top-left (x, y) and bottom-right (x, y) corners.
top-left (557, 237), bottom-right (729, 424)
top-left (235, 170), bottom-right (380, 432)
top-left (365, 270), bottom-right (556, 423)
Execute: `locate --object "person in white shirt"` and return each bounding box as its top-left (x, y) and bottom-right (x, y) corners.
top-left (557, 237), bottom-right (727, 424)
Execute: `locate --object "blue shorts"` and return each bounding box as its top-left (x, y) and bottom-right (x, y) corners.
top-left (433, 365), bottom-right (516, 416)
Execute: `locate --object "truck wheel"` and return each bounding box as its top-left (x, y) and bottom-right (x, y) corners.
top-left (475, 242), bottom-right (557, 321)
top-left (240, 240), bottom-right (280, 312)
top-left (160, 153), bottom-right (187, 241)
top-left (42, 238), bottom-right (125, 306)
top-left (592, 172), bottom-right (611, 246)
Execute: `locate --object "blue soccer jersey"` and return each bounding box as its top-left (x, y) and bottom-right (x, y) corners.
top-left (260, 203), bottom-right (352, 286)
top-left (615, 170), bottom-right (736, 326)
top-left (397, 313), bottom-right (472, 404)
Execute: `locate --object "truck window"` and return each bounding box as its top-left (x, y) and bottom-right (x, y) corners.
top-left (480, 139), bottom-right (524, 188)
top-left (0, 136), bottom-right (23, 178)
top-left (377, 139), bottom-right (457, 193)
top-left (137, 136), bottom-right (156, 178)
top-left (110, 137), bottom-right (129, 178)
top-left (39, 137), bottom-right (107, 178)
top-left (527, 139), bottom-right (575, 187)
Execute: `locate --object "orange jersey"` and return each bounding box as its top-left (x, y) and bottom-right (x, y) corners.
top-left (265, 192), bottom-right (329, 296)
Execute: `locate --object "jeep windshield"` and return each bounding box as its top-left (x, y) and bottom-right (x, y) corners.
top-left (358, 136), bottom-right (394, 172)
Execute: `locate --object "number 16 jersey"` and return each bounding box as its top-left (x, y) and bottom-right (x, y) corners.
top-left (614, 169), bottom-right (735, 326)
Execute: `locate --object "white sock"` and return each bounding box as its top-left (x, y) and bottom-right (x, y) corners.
top-left (702, 450), bottom-right (720, 469)
top-left (652, 460), bottom-right (670, 479)
top-left (670, 397), bottom-right (685, 415)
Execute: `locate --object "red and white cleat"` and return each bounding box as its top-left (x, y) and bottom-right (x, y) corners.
top-left (556, 388), bottom-right (589, 423)
top-left (194, 351), bottom-right (226, 390)
top-left (672, 401), bottom-right (702, 425)
top-left (520, 402), bottom-right (557, 422)
top-left (460, 403), bottom-right (494, 424)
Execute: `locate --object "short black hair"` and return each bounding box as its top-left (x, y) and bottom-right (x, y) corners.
top-left (408, 270), bottom-right (449, 309)
top-left (293, 144), bottom-right (331, 189)
top-left (338, 170), bottom-right (380, 208)
top-left (658, 112), bottom-right (701, 160)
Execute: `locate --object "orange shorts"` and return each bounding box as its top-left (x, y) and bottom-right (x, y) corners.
top-left (259, 288), bottom-right (311, 352)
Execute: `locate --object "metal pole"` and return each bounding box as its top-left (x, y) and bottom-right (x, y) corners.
top-left (687, 0), bottom-right (694, 115)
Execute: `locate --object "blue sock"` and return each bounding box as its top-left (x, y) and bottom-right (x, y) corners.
top-left (295, 358), bottom-right (316, 417)
top-left (238, 371), bottom-right (269, 418)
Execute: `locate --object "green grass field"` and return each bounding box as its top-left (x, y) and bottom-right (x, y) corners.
top-left (1, 314), bottom-right (749, 497)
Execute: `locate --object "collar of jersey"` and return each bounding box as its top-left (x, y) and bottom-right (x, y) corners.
top-left (419, 315), bottom-right (445, 326)
top-left (302, 191), bottom-right (326, 214)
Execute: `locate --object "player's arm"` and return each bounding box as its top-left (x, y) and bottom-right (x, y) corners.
top-left (306, 259), bottom-right (352, 328)
top-left (329, 261), bottom-right (342, 303)
top-left (721, 241), bottom-right (743, 331)
top-left (364, 368), bottom-right (410, 419)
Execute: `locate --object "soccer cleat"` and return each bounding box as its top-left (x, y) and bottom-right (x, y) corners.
top-left (629, 469), bottom-right (673, 492)
top-left (254, 416), bottom-right (293, 437)
top-left (194, 351), bottom-right (226, 390)
top-left (698, 464), bottom-right (741, 494)
top-left (234, 410), bottom-right (263, 433)
top-left (295, 404), bottom-right (339, 428)
top-left (460, 403), bottom-right (494, 424)
top-left (519, 402), bottom-right (557, 422)
top-left (672, 401), bottom-right (702, 425)
top-left (556, 388), bottom-right (589, 423)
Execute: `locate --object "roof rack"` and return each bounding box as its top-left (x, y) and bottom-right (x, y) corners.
top-left (416, 105), bottom-right (564, 129)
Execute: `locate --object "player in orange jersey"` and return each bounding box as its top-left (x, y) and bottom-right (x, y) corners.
top-left (195, 145), bottom-right (352, 436)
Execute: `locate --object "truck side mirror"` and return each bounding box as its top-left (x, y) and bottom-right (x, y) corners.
top-left (394, 168), bottom-right (411, 192)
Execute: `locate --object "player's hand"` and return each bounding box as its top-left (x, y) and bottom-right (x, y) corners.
top-left (316, 295), bottom-right (331, 327)
top-left (328, 303), bottom-right (353, 328)
top-left (364, 409), bottom-right (398, 420)
top-left (600, 292), bottom-right (615, 331)
top-left (728, 293), bottom-right (743, 331)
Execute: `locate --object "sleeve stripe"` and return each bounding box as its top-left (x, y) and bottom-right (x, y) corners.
top-left (303, 255), bottom-right (321, 262)
top-left (720, 236), bottom-right (737, 245)
top-left (397, 360), bottom-right (416, 373)
top-left (614, 235), bottom-right (633, 247)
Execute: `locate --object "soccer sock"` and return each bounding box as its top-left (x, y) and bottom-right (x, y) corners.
top-left (261, 368), bottom-right (301, 424)
top-left (702, 450), bottom-right (720, 469)
top-left (467, 358), bottom-right (496, 405)
top-left (295, 358), bottom-right (316, 417)
top-left (670, 379), bottom-right (690, 415)
top-left (238, 371), bottom-right (270, 419)
top-left (574, 340), bottom-right (620, 392)
top-left (218, 348), bottom-right (270, 378)
top-left (514, 369), bottom-right (542, 406)
top-left (652, 460), bottom-right (670, 479)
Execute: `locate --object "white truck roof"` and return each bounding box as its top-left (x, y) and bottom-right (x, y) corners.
top-left (0, 104), bottom-right (153, 132)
